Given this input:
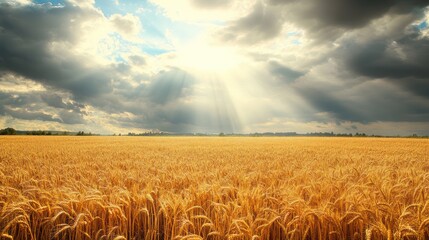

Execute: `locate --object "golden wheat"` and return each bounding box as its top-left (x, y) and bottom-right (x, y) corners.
top-left (0, 136), bottom-right (428, 239)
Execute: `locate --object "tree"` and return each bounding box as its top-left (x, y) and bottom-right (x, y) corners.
top-left (0, 127), bottom-right (16, 135)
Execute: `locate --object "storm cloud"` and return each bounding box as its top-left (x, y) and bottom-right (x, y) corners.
top-left (345, 31), bottom-right (429, 98)
top-left (218, 0), bottom-right (429, 42)
top-left (0, 2), bottom-right (113, 100)
top-left (302, 0), bottom-right (428, 29)
top-left (218, 2), bottom-right (284, 44)
top-left (0, 91), bottom-right (87, 124)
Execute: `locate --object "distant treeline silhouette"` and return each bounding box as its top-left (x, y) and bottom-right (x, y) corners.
top-left (0, 128), bottom-right (98, 136)
top-left (0, 127), bottom-right (16, 135)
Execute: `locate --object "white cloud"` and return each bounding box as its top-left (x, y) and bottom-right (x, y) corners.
top-left (67, 0), bottom-right (96, 8)
top-left (109, 13), bottom-right (143, 42)
top-left (0, 73), bottom-right (46, 93)
top-left (0, 116), bottom-right (72, 131)
top-left (4, 0), bottom-right (32, 6)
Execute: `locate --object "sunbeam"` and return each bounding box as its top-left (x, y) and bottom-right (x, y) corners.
top-left (176, 41), bottom-right (244, 73)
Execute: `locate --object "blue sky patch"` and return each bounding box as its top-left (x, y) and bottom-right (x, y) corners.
top-left (33, 0), bottom-right (64, 5)
top-left (418, 21), bottom-right (427, 30)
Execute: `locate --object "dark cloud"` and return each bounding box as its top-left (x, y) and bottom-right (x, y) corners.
top-left (140, 102), bottom-right (241, 134)
top-left (0, 90), bottom-right (87, 125)
top-left (41, 93), bottom-right (87, 113)
top-left (6, 108), bottom-right (61, 122)
top-left (345, 30), bottom-right (429, 98)
top-left (0, 92), bottom-right (34, 110)
top-left (294, 86), bottom-right (362, 123)
top-left (308, 0), bottom-right (397, 28)
top-left (389, 0), bottom-right (429, 14)
top-left (192, 0), bottom-right (230, 8)
top-left (0, 2), bottom-right (81, 43)
top-left (147, 68), bottom-right (196, 105)
top-left (57, 109), bottom-right (86, 124)
top-left (3, 105), bottom-right (85, 124)
top-left (268, 61), bottom-right (304, 83)
top-left (295, 0), bottom-right (428, 41)
top-left (0, 92), bottom-right (60, 122)
top-left (218, 2), bottom-right (284, 44)
top-left (142, 104), bottom-right (197, 132)
top-left (0, 2), bottom-right (113, 100)
top-left (219, 0), bottom-right (429, 44)
top-left (292, 70), bottom-right (429, 124)
top-left (41, 94), bottom-right (69, 109)
top-left (278, 0), bottom-right (428, 28)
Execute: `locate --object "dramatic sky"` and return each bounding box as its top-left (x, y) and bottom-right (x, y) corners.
top-left (1, 0), bottom-right (429, 135)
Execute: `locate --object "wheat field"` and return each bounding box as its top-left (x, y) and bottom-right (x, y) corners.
top-left (0, 136), bottom-right (428, 239)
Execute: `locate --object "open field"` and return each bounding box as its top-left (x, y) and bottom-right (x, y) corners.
top-left (0, 136), bottom-right (428, 239)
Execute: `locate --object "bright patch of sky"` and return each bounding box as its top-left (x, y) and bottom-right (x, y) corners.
top-left (95, 0), bottom-right (204, 56)
top-left (34, 0), bottom-right (204, 57)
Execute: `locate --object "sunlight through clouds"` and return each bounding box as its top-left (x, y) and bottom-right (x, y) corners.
top-left (177, 43), bottom-right (243, 73)
top-left (0, 0), bottom-right (428, 135)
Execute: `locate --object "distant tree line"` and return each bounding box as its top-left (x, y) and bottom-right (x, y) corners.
top-left (0, 127), bottom-right (16, 135)
top-left (27, 130), bottom-right (52, 135)
top-left (126, 131), bottom-right (167, 136)
top-left (0, 127), bottom-right (100, 136)
top-left (76, 131), bottom-right (96, 136)
top-left (27, 130), bottom-right (96, 136)
top-left (250, 132), bottom-right (298, 137)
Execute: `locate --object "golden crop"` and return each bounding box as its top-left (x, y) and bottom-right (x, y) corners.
top-left (0, 136), bottom-right (428, 239)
